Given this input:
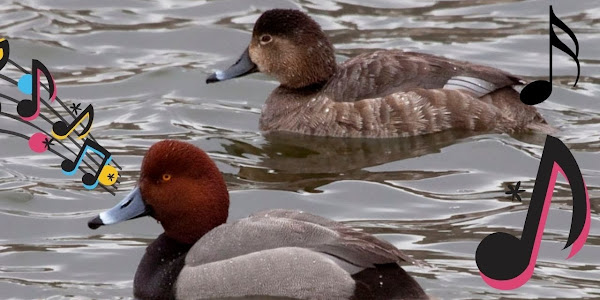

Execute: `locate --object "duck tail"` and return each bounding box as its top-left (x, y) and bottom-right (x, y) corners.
top-left (527, 120), bottom-right (558, 135)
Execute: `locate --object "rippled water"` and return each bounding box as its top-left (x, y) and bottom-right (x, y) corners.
top-left (1, 0), bottom-right (600, 299)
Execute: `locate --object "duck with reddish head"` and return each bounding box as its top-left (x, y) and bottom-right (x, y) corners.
top-left (207, 9), bottom-right (552, 138)
top-left (88, 140), bottom-right (428, 299)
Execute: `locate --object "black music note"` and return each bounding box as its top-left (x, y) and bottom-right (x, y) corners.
top-left (520, 6), bottom-right (580, 105)
top-left (0, 38), bottom-right (9, 71)
top-left (51, 104), bottom-right (94, 140)
top-left (17, 59), bottom-right (57, 121)
top-left (476, 135), bottom-right (590, 290)
top-left (62, 138), bottom-right (119, 189)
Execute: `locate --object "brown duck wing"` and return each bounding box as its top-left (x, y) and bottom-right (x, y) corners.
top-left (324, 49), bottom-right (523, 102)
top-left (318, 87), bottom-right (548, 137)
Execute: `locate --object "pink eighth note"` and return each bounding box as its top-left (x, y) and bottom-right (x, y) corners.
top-left (29, 132), bottom-right (48, 153)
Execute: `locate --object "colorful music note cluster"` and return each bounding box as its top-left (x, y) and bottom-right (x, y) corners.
top-left (0, 38), bottom-right (120, 194)
top-left (476, 6), bottom-right (590, 291)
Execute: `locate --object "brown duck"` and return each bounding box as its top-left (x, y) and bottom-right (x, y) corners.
top-left (207, 9), bottom-right (552, 138)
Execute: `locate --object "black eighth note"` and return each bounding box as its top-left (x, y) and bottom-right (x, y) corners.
top-left (520, 6), bottom-right (581, 106)
top-left (476, 135), bottom-right (590, 290)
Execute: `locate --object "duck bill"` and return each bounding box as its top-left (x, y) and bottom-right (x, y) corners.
top-left (206, 47), bottom-right (258, 83)
top-left (88, 187), bottom-right (151, 229)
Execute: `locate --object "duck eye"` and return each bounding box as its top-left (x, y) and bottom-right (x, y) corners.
top-left (260, 34), bottom-right (272, 44)
top-left (162, 174), bottom-right (172, 181)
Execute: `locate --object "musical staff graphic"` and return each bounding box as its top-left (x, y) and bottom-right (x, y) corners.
top-left (0, 38), bottom-right (120, 194)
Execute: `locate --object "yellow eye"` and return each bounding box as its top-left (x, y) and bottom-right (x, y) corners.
top-left (162, 174), bottom-right (172, 181)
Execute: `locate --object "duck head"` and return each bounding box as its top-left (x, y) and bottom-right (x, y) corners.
top-left (88, 140), bottom-right (230, 245)
top-left (206, 9), bottom-right (337, 89)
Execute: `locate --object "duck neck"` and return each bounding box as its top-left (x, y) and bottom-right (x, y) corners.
top-left (279, 38), bottom-right (337, 89)
top-left (259, 85), bottom-right (325, 133)
top-left (160, 205), bottom-right (228, 245)
top-left (134, 233), bottom-right (193, 299)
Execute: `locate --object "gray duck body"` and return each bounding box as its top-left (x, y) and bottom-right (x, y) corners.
top-left (174, 209), bottom-right (426, 299)
top-left (133, 209), bottom-right (426, 299)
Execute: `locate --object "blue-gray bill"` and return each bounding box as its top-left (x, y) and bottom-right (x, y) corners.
top-left (88, 187), bottom-right (150, 229)
top-left (206, 48), bottom-right (258, 83)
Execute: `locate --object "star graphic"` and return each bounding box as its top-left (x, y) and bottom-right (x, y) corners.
top-left (70, 103), bottom-right (81, 115)
top-left (107, 173), bottom-right (115, 182)
top-left (42, 137), bottom-right (55, 150)
top-left (505, 181), bottom-right (525, 202)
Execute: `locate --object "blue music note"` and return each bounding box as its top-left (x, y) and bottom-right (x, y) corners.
top-left (62, 138), bottom-right (118, 189)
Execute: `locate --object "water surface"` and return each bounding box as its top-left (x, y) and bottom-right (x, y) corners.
top-left (1, 0), bottom-right (599, 299)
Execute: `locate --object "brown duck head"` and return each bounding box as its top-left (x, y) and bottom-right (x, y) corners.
top-left (206, 9), bottom-right (337, 89)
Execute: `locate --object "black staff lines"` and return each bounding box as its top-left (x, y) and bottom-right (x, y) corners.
top-left (0, 105), bottom-right (117, 195)
top-left (0, 38), bottom-right (120, 194)
top-left (7, 58), bottom-right (122, 170)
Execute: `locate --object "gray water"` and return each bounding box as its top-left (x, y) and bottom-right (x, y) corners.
top-left (1, 0), bottom-right (600, 299)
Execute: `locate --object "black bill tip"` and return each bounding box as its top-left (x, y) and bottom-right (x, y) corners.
top-left (88, 216), bottom-right (104, 230)
top-left (206, 73), bottom-right (220, 84)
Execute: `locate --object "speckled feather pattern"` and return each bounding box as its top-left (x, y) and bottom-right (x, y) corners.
top-left (259, 50), bottom-right (550, 138)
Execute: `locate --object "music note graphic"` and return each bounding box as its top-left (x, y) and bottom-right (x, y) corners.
top-left (520, 6), bottom-right (580, 105)
top-left (51, 104), bottom-right (94, 140)
top-left (61, 138), bottom-right (119, 189)
top-left (476, 135), bottom-right (590, 290)
top-left (16, 59), bottom-right (57, 121)
top-left (28, 132), bottom-right (51, 153)
top-left (0, 38), bottom-right (9, 71)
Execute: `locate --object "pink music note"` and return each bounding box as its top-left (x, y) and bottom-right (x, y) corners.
top-left (476, 135), bottom-right (590, 290)
top-left (28, 132), bottom-right (51, 153)
top-left (17, 59), bottom-right (57, 121)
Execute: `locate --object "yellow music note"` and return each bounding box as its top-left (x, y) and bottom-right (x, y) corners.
top-left (51, 104), bottom-right (94, 140)
top-left (0, 38), bottom-right (10, 73)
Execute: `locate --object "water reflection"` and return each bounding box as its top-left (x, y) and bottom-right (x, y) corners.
top-left (229, 131), bottom-right (475, 191)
